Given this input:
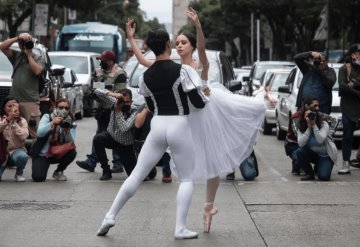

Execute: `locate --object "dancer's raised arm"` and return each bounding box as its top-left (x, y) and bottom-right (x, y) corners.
top-left (186, 8), bottom-right (209, 81)
top-left (126, 18), bottom-right (153, 68)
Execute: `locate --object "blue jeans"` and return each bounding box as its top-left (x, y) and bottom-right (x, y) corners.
top-left (86, 109), bottom-right (122, 168)
top-left (159, 152), bottom-right (171, 176)
top-left (8, 149), bottom-right (28, 175)
top-left (342, 113), bottom-right (357, 161)
top-left (297, 147), bottom-right (334, 181)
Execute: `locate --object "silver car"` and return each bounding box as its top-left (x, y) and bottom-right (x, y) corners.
top-left (262, 69), bottom-right (292, 135)
top-left (48, 51), bottom-right (100, 117)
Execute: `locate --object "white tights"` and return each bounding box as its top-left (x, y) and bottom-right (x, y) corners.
top-left (105, 116), bottom-right (195, 233)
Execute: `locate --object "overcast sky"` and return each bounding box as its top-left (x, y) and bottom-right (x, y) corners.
top-left (139, 0), bottom-right (172, 23)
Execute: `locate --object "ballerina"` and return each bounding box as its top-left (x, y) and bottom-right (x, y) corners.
top-left (126, 8), bottom-right (265, 233)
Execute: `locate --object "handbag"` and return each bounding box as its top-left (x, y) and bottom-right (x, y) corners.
top-left (47, 141), bottom-right (76, 160)
top-left (239, 151), bottom-right (259, 181)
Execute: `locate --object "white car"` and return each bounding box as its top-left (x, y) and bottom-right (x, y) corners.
top-left (262, 69), bottom-right (292, 135)
top-left (275, 63), bottom-right (346, 140)
top-left (48, 51), bottom-right (100, 117)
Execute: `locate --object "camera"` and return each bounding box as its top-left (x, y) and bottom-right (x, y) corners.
top-left (19, 39), bottom-right (34, 50)
top-left (59, 119), bottom-right (76, 129)
top-left (116, 97), bottom-right (125, 108)
top-left (308, 111), bottom-right (317, 121)
top-left (313, 58), bottom-right (321, 66)
top-left (24, 40), bottom-right (34, 49)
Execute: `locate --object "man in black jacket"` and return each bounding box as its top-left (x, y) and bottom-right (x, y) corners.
top-left (295, 51), bottom-right (336, 114)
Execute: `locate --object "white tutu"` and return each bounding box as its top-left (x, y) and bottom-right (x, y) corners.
top-left (188, 85), bottom-right (265, 180)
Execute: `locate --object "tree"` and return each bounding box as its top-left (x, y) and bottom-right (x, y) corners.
top-left (0, 0), bottom-right (33, 37)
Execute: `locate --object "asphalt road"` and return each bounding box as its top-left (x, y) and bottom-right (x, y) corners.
top-left (1, 117), bottom-right (360, 247)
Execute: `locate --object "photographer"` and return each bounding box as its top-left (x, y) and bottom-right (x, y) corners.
top-left (0, 97), bottom-right (29, 181)
top-left (295, 51), bottom-right (336, 114)
top-left (296, 97), bottom-right (337, 181)
top-left (338, 44), bottom-right (360, 174)
top-left (91, 88), bottom-right (138, 180)
top-left (76, 51), bottom-right (125, 174)
top-left (31, 98), bottom-right (76, 182)
top-left (0, 33), bottom-right (45, 139)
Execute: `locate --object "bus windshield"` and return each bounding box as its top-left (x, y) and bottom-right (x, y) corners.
top-left (59, 33), bottom-right (115, 54)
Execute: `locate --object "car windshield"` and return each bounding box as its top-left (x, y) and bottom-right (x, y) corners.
top-left (50, 55), bottom-right (88, 74)
top-left (60, 33), bottom-right (115, 54)
top-left (255, 64), bottom-right (294, 80)
top-left (270, 73), bottom-right (289, 92)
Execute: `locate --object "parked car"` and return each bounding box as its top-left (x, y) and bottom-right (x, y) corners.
top-left (123, 49), bottom-right (242, 106)
top-left (48, 51), bottom-right (100, 117)
top-left (262, 69), bottom-right (292, 135)
top-left (274, 63), bottom-right (356, 141)
top-left (0, 51), bottom-right (12, 100)
top-left (244, 61), bottom-right (295, 96)
top-left (59, 68), bottom-right (84, 120)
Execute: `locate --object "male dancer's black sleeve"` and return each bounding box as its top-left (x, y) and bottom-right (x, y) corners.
top-left (144, 97), bottom-right (155, 113)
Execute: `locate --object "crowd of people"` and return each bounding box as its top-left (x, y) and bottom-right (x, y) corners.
top-left (1, 6), bottom-right (360, 241)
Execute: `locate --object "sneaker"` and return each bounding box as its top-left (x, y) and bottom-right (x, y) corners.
top-left (15, 174), bottom-right (26, 182)
top-left (349, 159), bottom-right (360, 168)
top-left (99, 171), bottom-right (112, 181)
top-left (111, 166), bottom-right (124, 173)
top-left (338, 161), bottom-right (351, 175)
top-left (226, 172), bottom-right (235, 180)
top-left (53, 171), bottom-right (67, 181)
top-left (76, 160), bottom-right (95, 172)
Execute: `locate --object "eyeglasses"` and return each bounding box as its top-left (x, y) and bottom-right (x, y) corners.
top-left (57, 106), bottom-right (69, 110)
top-left (311, 104), bottom-right (320, 107)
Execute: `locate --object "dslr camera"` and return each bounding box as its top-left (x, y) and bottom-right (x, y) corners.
top-left (59, 118), bottom-right (76, 129)
top-left (19, 39), bottom-right (34, 50)
top-left (307, 111), bottom-right (317, 121)
top-left (116, 97), bottom-right (125, 108)
top-left (313, 58), bottom-right (322, 66)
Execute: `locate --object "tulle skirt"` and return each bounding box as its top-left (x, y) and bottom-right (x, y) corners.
top-left (189, 86), bottom-right (265, 180)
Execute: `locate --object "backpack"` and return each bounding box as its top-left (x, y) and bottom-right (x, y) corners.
top-left (29, 114), bottom-right (52, 158)
top-left (239, 151), bottom-right (259, 181)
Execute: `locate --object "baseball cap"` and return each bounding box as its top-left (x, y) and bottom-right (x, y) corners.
top-left (96, 51), bottom-right (116, 62)
top-left (349, 44), bottom-right (360, 54)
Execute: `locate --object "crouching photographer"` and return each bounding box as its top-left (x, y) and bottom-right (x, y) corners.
top-left (31, 98), bottom-right (77, 182)
top-left (296, 97), bottom-right (337, 181)
top-left (91, 88), bottom-right (138, 180)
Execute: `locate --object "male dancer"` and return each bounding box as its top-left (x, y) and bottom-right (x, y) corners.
top-left (97, 29), bottom-right (208, 239)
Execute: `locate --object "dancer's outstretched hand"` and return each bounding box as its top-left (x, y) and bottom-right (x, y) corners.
top-left (186, 7), bottom-right (201, 28)
top-left (126, 18), bottom-right (136, 38)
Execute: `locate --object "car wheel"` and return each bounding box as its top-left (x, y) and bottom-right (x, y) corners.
top-left (263, 118), bottom-right (273, 135)
top-left (276, 120), bottom-right (286, 140)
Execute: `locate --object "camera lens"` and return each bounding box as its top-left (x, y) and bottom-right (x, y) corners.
top-left (313, 59), bottom-right (321, 66)
top-left (308, 112), bottom-right (316, 121)
top-left (24, 41), bottom-right (34, 49)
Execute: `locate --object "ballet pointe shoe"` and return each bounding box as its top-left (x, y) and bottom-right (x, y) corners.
top-left (97, 217), bottom-right (115, 236)
top-left (174, 228), bottom-right (199, 239)
top-left (203, 203), bottom-right (218, 233)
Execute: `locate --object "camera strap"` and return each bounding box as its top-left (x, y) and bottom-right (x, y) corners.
top-left (11, 53), bottom-right (25, 79)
